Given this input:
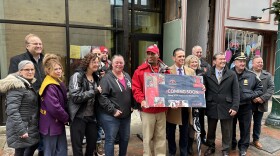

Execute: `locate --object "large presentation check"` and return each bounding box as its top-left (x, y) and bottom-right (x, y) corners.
top-left (144, 73), bottom-right (206, 107)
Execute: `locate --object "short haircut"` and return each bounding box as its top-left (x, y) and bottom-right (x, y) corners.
top-left (192, 45), bottom-right (202, 53)
top-left (111, 54), bottom-right (125, 65)
top-left (212, 52), bottom-right (225, 60)
top-left (173, 48), bottom-right (184, 56)
top-left (25, 33), bottom-right (40, 45)
top-left (252, 55), bottom-right (262, 62)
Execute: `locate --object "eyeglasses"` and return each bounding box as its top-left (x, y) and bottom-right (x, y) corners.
top-left (101, 51), bottom-right (108, 54)
top-left (21, 68), bottom-right (35, 72)
top-left (28, 43), bottom-right (43, 46)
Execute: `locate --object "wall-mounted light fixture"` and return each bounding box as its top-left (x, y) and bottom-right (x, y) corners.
top-left (251, 16), bottom-right (262, 20)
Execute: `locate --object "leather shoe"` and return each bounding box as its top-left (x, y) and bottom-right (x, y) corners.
top-left (222, 150), bottom-right (229, 156)
top-left (204, 148), bottom-right (215, 156)
top-left (253, 140), bottom-right (263, 149)
top-left (239, 150), bottom-right (246, 156)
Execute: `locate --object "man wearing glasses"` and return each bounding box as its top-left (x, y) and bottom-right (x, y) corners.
top-left (8, 33), bottom-right (45, 92)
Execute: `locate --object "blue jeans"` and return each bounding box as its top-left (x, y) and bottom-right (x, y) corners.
top-left (42, 132), bottom-right (67, 156)
top-left (253, 110), bottom-right (264, 141)
top-left (98, 112), bottom-right (131, 156)
top-left (96, 124), bottom-right (104, 143)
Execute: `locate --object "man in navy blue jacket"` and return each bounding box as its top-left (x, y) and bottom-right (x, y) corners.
top-left (231, 52), bottom-right (263, 156)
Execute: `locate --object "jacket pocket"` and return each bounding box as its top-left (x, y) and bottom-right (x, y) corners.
top-left (225, 97), bottom-right (232, 103)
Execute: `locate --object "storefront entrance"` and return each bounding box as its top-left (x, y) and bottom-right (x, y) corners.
top-left (129, 34), bottom-right (162, 75)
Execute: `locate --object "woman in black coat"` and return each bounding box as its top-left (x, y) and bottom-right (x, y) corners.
top-left (0, 60), bottom-right (39, 156)
top-left (68, 53), bottom-right (101, 156)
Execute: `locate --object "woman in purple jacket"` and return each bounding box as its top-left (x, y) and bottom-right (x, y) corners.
top-left (39, 53), bottom-right (69, 156)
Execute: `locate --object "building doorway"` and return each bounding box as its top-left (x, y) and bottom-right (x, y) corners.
top-left (128, 0), bottom-right (163, 75)
top-left (130, 34), bottom-right (162, 74)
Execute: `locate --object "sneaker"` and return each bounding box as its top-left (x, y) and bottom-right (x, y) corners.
top-left (96, 142), bottom-right (105, 156)
top-left (239, 150), bottom-right (247, 156)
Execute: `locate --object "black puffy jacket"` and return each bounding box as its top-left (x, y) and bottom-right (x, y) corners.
top-left (8, 51), bottom-right (45, 91)
top-left (0, 74), bottom-right (39, 148)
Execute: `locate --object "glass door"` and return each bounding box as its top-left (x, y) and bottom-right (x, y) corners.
top-left (130, 34), bottom-right (161, 75)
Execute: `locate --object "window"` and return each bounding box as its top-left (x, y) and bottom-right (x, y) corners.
top-left (225, 28), bottom-right (263, 69)
top-left (0, 24), bottom-right (66, 78)
top-left (0, 0), bottom-right (65, 23)
top-left (69, 28), bottom-right (114, 76)
top-left (69, 0), bottom-right (123, 28)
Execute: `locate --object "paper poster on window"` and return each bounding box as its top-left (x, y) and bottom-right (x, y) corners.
top-left (144, 73), bottom-right (206, 107)
top-left (70, 45), bottom-right (81, 59)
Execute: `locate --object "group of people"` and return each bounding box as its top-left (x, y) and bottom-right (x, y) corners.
top-left (132, 44), bottom-right (274, 156)
top-left (0, 33), bottom-right (132, 156)
top-left (0, 33), bottom-right (274, 156)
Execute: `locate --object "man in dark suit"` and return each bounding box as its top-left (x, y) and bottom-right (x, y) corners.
top-left (203, 52), bottom-right (240, 156)
top-left (251, 56), bottom-right (274, 149)
top-left (9, 33), bottom-right (45, 91)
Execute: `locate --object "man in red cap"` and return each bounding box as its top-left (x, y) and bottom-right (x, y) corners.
top-left (99, 46), bottom-right (111, 71)
top-left (132, 44), bottom-right (170, 156)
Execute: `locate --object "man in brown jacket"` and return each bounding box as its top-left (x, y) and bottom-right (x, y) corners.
top-left (166, 48), bottom-right (195, 156)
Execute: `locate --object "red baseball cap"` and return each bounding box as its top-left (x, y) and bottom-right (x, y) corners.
top-left (100, 46), bottom-right (108, 53)
top-left (146, 44), bottom-right (159, 55)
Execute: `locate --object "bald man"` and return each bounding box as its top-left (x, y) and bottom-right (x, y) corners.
top-left (192, 45), bottom-right (211, 73)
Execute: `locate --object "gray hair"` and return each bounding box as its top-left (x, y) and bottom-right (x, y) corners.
top-left (213, 52), bottom-right (225, 60)
top-left (18, 60), bottom-right (34, 71)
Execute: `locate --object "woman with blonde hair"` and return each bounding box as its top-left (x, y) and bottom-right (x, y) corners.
top-left (185, 54), bottom-right (206, 155)
top-left (39, 53), bottom-right (69, 156)
top-left (185, 54), bottom-right (203, 76)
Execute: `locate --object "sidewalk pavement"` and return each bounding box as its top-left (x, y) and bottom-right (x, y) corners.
top-left (1, 100), bottom-right (280, 156)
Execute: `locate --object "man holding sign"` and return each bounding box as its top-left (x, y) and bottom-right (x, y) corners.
top-left (132, 44), bottom-right (170, 156)
top-left (166, 48), bottom-right (195, 156)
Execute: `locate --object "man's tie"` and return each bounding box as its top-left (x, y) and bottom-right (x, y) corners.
top-left (178, 68), bottom-right (182, 75)
top-left (218, 71), bottom-right (222, 84)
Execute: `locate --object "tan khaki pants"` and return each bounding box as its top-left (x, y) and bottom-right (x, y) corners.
top-left (142, 111), bottom-right (166, 156)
